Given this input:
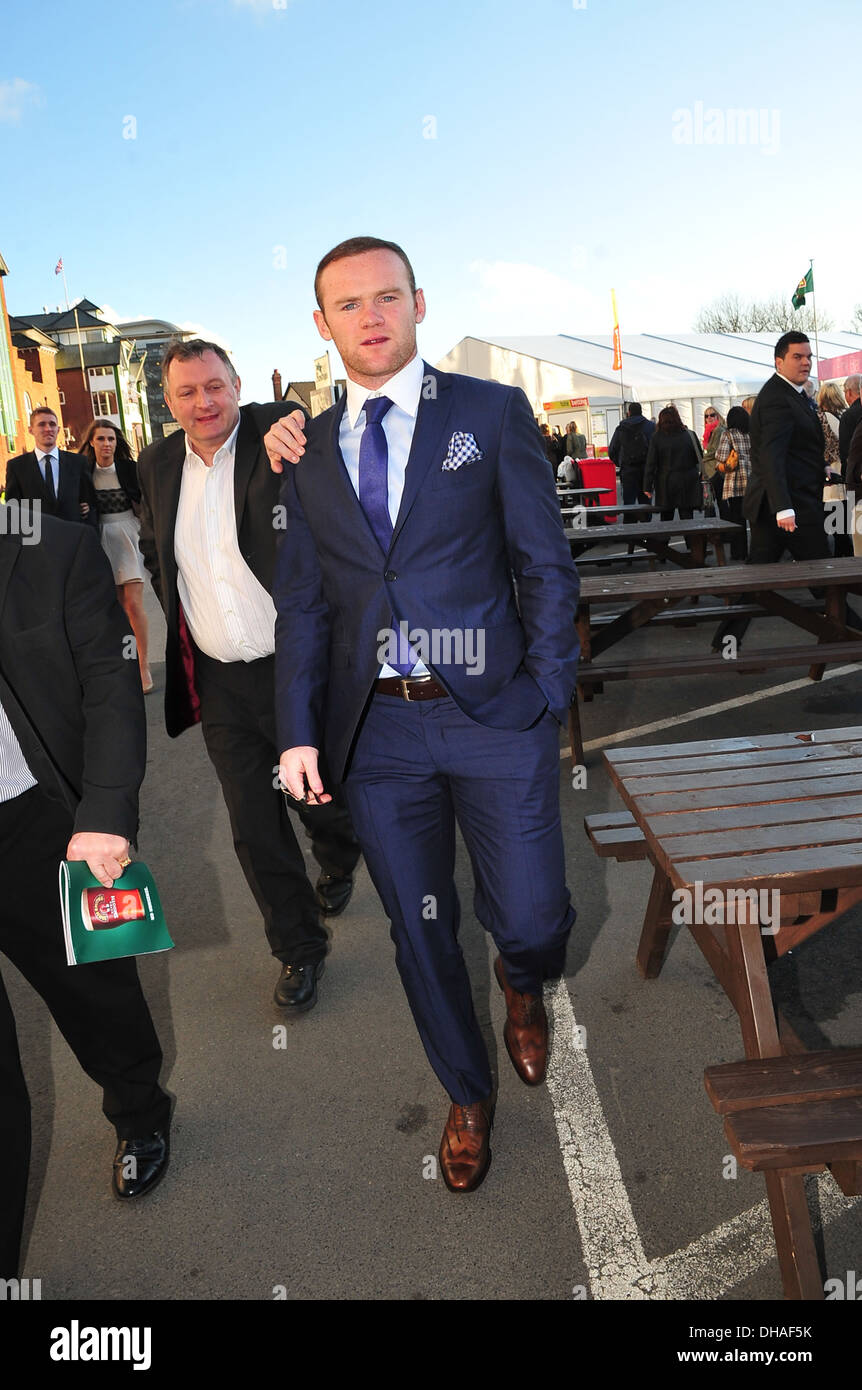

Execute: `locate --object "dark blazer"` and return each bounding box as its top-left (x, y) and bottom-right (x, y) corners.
top-left (4, 449), bottom-right (98, 528)
top-left (0, 519), bottom-right (146, 839)
top-left (643, 427), bottom-right (702, 510)
top-left (839, 398), bottom-right (862, 475)
top-left (845, 418), bottom-right (862, 497)
top-left (83, 452), bottom-right (142, 506)
top-left (137, 402), bottom-right (298, 737)
top-left (273, 364), bottom-right (581, 784)
top-left (744, 373), bottom-right (826, 525)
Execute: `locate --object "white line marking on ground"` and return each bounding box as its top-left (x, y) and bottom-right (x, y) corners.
top-left (560, 665), bottom-right (862, 759)
top-left (546, 978), bottom-right (861, 1299)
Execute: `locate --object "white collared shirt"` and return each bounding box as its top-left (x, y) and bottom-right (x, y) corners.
top-left (339, 353), bottom-right (427, 677)
top-left (773, 373), bottom-right (808, 520)
top-left (35, 447), bottom-right (59, 492)
top-left (174, 418), bottom-right (277, 663)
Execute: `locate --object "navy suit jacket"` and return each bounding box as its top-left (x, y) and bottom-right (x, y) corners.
top-left (274, 364), bottom-right (580, 783)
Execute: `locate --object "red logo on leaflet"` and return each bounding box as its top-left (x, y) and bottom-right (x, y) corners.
top-left (83, 889), bottom-right (146, 930)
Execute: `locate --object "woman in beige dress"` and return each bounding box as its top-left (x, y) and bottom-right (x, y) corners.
top-left (78, 418), bottom-right (152, 692)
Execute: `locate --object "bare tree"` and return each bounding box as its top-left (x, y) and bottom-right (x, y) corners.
top-left (695, 292), bottom-right (833, 334)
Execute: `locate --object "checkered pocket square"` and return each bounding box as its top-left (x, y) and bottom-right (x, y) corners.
top-left (441, 431), bottom-right (483, 471)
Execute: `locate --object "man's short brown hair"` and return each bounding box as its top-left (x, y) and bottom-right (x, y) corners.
top-left (314, 237), bottom-right (417, 310)
top-left (161, 338), bottom-right (238, 391)
top-left (30, 405), bottom-right (58, 424)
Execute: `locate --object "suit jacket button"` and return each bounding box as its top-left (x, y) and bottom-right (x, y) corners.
top-left (384, 569), bottom-right (397, 581)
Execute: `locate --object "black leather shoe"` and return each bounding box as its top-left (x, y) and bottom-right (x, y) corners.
top-left (274, 959), bottom-right (325, 1012)
top-left (315, 872), bottom-right (353, 917)
top-left (112, 1130), bottom-right (169, 1200)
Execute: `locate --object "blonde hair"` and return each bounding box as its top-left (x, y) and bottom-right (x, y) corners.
top-left (818, 382), bottom-right (846, 414)
top-left (741, 396), bottom-right (756, 413)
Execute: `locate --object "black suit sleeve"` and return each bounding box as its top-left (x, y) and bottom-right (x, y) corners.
top-left (754, 391), bottom-right (796, 515)
top-left (135, 445), bottom-right (163, 606)
top-left (77, 461), bottom-right (100, 529)
top-left (3, 456), bottom-right (23, 503)
top-left (847, 420), bottom-right (862, 497)
top-left (64, 526), bottom-right (147, 839)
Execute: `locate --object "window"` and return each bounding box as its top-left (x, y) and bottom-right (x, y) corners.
top-left (58, 391), bottom-right (65, 405)
top-left (92, 390), bottom-right (118, 416)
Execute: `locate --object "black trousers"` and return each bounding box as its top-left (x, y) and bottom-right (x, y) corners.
top-left (620, 468), bottom-right (649, 511)
top-left (1, 786), bottom-right (170, 1278)
top-left (712, 513), bottom-right (858, 648)
top-left (194, 650), bottom-right (360, 964)
top-left (718, 494), bottom-right (749, 561)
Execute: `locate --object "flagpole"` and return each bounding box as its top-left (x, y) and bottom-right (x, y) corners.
top-left (612, 288), bottom-right (625, 412)
top-left (809, 257), bottom-right (821, 379)
top-left (60, 264), bottom-right (70, 311)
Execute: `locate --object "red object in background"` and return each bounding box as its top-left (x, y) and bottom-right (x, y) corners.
top-left (579, 458), bottom-right (618, 521)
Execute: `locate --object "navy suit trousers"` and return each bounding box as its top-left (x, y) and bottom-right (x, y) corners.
top-left (342, 694), bottom-right (575, 1105)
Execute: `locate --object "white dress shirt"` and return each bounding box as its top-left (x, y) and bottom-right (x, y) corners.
top-left (174, 419), bottom-right (277, 662)
top-left (339, 353), bottom-right (427, 677)
top-left (773, 372), bottom-right (806, 522)
top-left (35, 448), bottom-right (59, 493)
top-left (0, 696), bottom-right (37, 803)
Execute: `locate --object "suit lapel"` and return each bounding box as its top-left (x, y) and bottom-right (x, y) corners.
top-left (233, 407), bottom-right (257, 534)
top-left (26, 452), bottom-right (51, 506)
top-left (321, 395), bottom-right (388, 560)
top-left (390, 365), bottom-right (454, 548)
top-left (57, 450), bottom-right (76, 515)
top-left (159, 431), bottom-right (187, 595)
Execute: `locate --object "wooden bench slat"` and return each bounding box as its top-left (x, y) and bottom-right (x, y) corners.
top-left (620, 793), bottom-right (862, 837)
top-left (632, 771), bottom-right (862, 813)
top-left (659, 816), bottom-right (862, 861)
top-left (671, 843), bottom-right (862, 892)
top-left (583, 811), bottom-right (647, 861)
top-left (705, 1050), bottom-right (862, 1114)
top-left (618, 741), bottom-right (862, 779)
top-left (578, 642), bottom-right (862, 686)
top-left (726, 1098), bottom-right (862, 1170)
top-left (606, 727), bottom-right (862, 764)
top-left (623, 757), bottom-right (862, 796)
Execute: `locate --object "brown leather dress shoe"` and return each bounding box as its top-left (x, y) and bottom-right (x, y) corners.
top-left (494, 955), bottom-right (549, 1086)
top-left (438, 1098), bottom-right (493, 1193)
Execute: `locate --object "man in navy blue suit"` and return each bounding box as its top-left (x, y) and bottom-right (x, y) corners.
top-left (265, 237), bottom-right (579, 1192)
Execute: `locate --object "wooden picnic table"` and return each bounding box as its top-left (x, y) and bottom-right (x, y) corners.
top-left (570, 558), bottom-right (862, 764)
top-left (565, 516), bottom-right (740, 569)
top-left (561, 502), bottom-right (665, 520)
top-left (599, 726), bottom-right (862, 1298)
top-left (556, 485), bottom-right (608, 506)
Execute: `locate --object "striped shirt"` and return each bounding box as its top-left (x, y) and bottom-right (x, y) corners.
top-left (0, 695), bottom-right (37, 802)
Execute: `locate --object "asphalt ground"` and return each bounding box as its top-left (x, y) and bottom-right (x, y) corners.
top-left (10, 553), bottom-right (862, 1307)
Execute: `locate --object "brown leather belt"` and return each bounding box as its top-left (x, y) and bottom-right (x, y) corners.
top-left (375, 675), bottom-right (448, 701)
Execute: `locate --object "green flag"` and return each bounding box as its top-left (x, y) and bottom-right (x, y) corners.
top-left (792, 267), bottom-right (813, 310)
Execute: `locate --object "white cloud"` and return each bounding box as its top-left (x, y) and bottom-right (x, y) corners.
top-left (0, 78), bottom-right (40, 124)
top-left (178, 320), bottom-right (234, 354)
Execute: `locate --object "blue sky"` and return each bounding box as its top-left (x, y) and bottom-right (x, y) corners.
top-left (3, 0), bottom-right (860, 399)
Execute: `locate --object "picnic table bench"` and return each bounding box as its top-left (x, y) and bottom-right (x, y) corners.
top-left (565, 516), bottom-right (740, 569)
top-left (570, 558), bottom-right (862, 764)
top-left (587, 726), bottom-right (862, 1298)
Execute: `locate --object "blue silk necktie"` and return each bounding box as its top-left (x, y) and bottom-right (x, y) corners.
top-left (357, 395), bottom-right (415, 676)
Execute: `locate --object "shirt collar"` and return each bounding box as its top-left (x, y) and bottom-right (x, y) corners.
top-left (184, 415), bottom-right (240, 468)
top-left (35, 447), bottom-right (58, 463)
top-left (774, 370), bottom-right (805, 394)
top-left (345, 354), bottom-right (424, 430)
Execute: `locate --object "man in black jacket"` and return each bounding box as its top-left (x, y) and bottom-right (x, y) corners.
top-left (608, 403), bottom-right (654, 507)
top-left (4, 406), bottom-right (97, 527)
top-left (838, 374), bottom-right (862, 479)
top-left (744, 332), bottom-right (830, 562)
top-left (137, 340), bottom-right (359, 1014)
top-left (1, 518), bottom-right (170, 1279)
